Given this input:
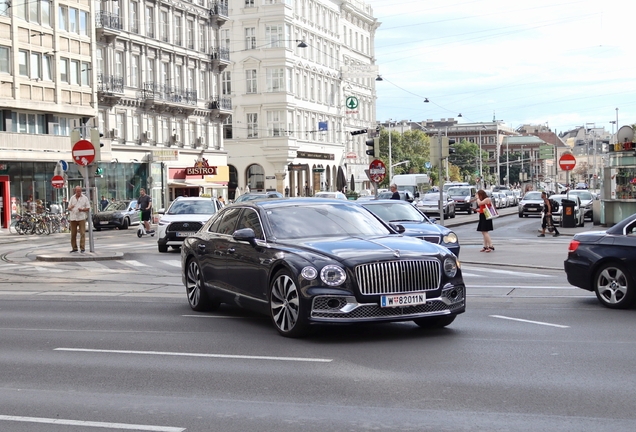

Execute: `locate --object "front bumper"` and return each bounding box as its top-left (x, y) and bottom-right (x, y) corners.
top-left (309, 284), bottom-right (465, 323)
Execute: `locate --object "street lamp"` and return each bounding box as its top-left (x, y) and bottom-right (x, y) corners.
top-left (478, 126), bottom-right (486, 188)
top-left (387, 119), bottom-right (393, 181)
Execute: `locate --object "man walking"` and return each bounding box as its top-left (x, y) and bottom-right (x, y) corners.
top-left (390, 184), bottom-right (400, 200)
top-left (538, 191), bottom-right (560, 237)
top-left (68, 186), bottom-right (90, 252)
top-left (136, 188), bottom-right (153, 234)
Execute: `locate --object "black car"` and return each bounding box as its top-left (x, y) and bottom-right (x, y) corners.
top-left (181, 198), bottom-right (465, 337)
top-left (360, 200), bottom-right (460, 257)
top-left (92, 200), bottom-right (139, 230)
top-left (564, 213), bottom-right (636, 308)
top-left (234, 191), bottom-right (283, 203)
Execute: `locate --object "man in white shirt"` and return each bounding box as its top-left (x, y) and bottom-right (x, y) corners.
top-left (68, 186), bottom-right (90, 253)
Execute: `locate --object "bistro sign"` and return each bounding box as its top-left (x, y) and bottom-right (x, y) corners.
top-left (186, 157), bottom-right (217, 176)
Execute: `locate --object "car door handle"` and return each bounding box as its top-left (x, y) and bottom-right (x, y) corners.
top-left (227, 248), bottom-right (236, 254)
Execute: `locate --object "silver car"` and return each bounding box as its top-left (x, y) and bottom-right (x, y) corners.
top-left (518, 191), bottom-right (544, 217)
top-left (565, 190), bottom-right (593, 221)
top-left (549, 194), bottom-right (584, 227)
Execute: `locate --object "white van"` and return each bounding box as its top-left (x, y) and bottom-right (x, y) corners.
top-left (391, 174), bottom-right (430, 197)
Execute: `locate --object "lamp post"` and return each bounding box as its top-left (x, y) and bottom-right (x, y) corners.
top-left (478, 126), bottom-right (486, 189)
top-left (506, 136), bottom-right (510, 187)
top-left (388, 119), bottom-right (393, 181)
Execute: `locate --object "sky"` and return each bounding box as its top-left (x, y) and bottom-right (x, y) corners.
top-left (363, 0), bottom-right (635, 135)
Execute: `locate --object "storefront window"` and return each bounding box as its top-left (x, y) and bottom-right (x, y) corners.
top-left (615, 167), bottom-right (636, 200)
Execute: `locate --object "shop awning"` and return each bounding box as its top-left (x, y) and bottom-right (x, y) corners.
top-left (167, 181), bottom-right (203, 188)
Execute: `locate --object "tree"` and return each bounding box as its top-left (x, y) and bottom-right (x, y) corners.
top-left (376, 128), bottom-right (432, 187)
top-left (448, 139), bottom-right (486, 184)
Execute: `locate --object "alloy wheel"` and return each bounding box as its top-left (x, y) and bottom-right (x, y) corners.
top-left (186, 260), bottom-right (202, 309)
top-left (595, 264), bottom-right (634, 309)
top-left (270, 272), bottom-right (305, 336)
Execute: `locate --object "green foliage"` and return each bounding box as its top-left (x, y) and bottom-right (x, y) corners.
top-left (448, 139), bottom-right (488, 183)
top-left (376, 128), bottom-right (432, 187)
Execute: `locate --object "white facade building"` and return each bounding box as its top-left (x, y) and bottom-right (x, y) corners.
top-left (224, 0), bottom-right (378, 198)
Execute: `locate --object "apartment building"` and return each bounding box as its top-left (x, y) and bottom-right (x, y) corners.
top-left (223, 0), bottom-right (379, 198)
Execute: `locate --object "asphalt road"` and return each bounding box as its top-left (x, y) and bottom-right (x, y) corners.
top-left (0, 216), bottom-right (635, 431)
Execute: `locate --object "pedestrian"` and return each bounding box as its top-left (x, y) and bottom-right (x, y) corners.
top-left (390, 184), bottom-right (400, 200)
top-left (136, 188), bottom-right (154, 234)
top-left (285, 186), bottom-right (290, 197)
top-left (475, 189), bottom-right (495, 252)
top-left (538, 191), bottom-right (560, 237)
top-left (100, 195), bottom-right (109, 211)
top-left (68, 186), bottom-right (90, 253)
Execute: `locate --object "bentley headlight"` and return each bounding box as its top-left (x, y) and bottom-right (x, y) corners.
top-left (443, 233), bottom-right (458, 244)
top-left (301, 266), bottom-right (318, 280)
top-left (443, 257), bottom-right (458, 278)
top-left (320, 265), bottom-right (346, 286)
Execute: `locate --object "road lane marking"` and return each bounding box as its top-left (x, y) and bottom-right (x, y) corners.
top-left (55, 347), bottom-right (333, 363)
top-left (470, 285), bottom-right (576, 289)
top-left (463, 267), bottom-right (552, 278)
top-left (161, 260), bottom-right (181, 267)
top-left (0, 415), bottom-right (184, 431)
top-left (122, 260), bottom-right (149, 267)
top-left (490, 315), bottom-right (570, 328)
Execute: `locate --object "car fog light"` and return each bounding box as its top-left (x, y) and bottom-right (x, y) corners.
top-left (301, 266), bottom-right (318, 280)
top-left (320, 265), bottom-right (346, 286)
top-left (443, 257), bottom-right (458, 277)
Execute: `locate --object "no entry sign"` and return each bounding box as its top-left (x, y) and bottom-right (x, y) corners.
top-left (51, 175), bottom-right (65, 189)
top-left (559, 153), bottom-right (576, 171)
top-left (369, 159), bottom-right (386, 183)
top-left (72, 139), bottom-right (95, 166)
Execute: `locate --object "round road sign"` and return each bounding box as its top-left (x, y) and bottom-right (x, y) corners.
top-left (72, 139), bottom-right (95, 166)
top-left (51, 175), bottom-right (65, 189)
top-left (369, 159), bottom-right (386, 183)
top-left (559, 153), bottom-right (576, 171)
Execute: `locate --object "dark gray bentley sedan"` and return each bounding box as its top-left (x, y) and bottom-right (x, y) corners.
top-left (181, 198), bottom-right (466, 337)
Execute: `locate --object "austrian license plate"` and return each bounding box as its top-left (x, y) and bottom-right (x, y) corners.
top-left (176, 231), bottom-right (195, 238)
top-left (100, 221), bottom-right (108, 225)
top-left (528, 208), bottom-right (537, 211)
top-left (381, 293), bottom-right (427, 308)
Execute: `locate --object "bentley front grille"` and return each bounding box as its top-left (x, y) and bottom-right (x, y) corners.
top-left (355, 259), bottom-right (441, 295)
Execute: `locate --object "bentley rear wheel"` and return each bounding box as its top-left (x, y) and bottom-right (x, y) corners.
top-left (185, 258), bottom-right (220, 312)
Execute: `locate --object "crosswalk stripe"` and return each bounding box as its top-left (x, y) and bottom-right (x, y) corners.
top-left (160, 260), bottom-right (181, 268)
top-left (76, 261), bottom-right (111, 270)
top-left (462, 266), bottom-right (551, 278)
top-left (122, 260), bottom-right (149, 267)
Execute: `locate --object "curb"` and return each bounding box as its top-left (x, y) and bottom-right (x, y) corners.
top-left (35, 251), bottom-right (124, 262)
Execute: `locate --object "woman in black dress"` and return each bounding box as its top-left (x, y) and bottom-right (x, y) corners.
top-left (475, 189), bottom-right (494, 252)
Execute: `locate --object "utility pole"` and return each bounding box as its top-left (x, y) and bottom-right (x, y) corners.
top-left (437, 130), bottom-right (445, 227)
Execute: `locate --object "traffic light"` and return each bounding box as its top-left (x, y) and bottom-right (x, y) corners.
top-left (350, 129), bottom-right (368, 136)
top-left (90, 128), bottom-right (103, 162)
top-left (442, 137), bottom-right (456, 158)
top-left (430, 136), bottom-right (440, 167)
top-left (366, 137), bottom-right (380, 158)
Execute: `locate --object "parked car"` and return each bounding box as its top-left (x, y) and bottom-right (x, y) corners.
top-left (518, 191), bottom-right (544, 217)
top-left (314, 191), bottom-right (347, 200)
top-left (181, 198), bottom-right (466, 337)
top-left (565, 190), bottom-right (594, 220)
top-left (156, 197), bottom-right (223, 253)
top-left (360, 200), bottom-right (460, 257)
top-left (377, 190), bottom-right (415, 202)
top-left (504, 190), bottom-right (518, 206)
top-left (491, 192), bottom-right (507, 209)
top-left (234, 191), bottom-right (284, 203)
top-left (548, 194), bottom-right (584, 227)
top-left (415, 192), bottom-right (456, 219)
top-left (92, 200), bottom-right (139, 230)
top-left (447, 186), bottom-right (477, 214)
top-left (564, 213), bottom-right (636, 309)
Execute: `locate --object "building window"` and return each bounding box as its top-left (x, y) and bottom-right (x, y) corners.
top-left (246, 69), bottom-right (257, 93)
top-left (187, 20), bottom-right (194, 49)
top-left (266, 68), bottom-right (284, 92)
top-left (160, 10), bottom-right (169, 42)
top-left (187, 68), bottom-right (194, 90)
top-left (265, 25), bottom-right (284, 48)
top-left (245, 27), bottom-right (256, 50)
top-left (221, 71), bottom-right (231, 95)
top-left (174, 65), bottom-right (182, 89)
top-left (199, 70), bottom-right (207, 99)
top-left (199, 24), bottom-right (206, 53)
top-left (247, 113), bottom-right (258, 138)
top-left (131, 55), bottom-right (139, 87)
top-left (116, 113), bottom-right (125, 140)
top-left (147, 58), bottom-right (155, 82)
top-left (161, 61), bottom-right (169, 85)
top-left (161, 116), bottom-right (169, 144)
top-left (146, 115), bottom-right (155, 141)
top-left (145, 6), bottom-right (154, 38)
top-left (18, 50), bottom-right (28, 76)
top-left (96, 48), bottom-right (103, 74)
top-left (132, 115), bottom-right (140, 140)
top-left (79, 10), bottom-right (88, 36)
top-left (0, 46), bottom-right (10, 74)
top-left (267, 111), bottom-right (284, 137)
top-left (174, 15), bottom-right (182, 46)
top-left (69, 7), bottom-right (78, 33)
top-left (81, 61), bottom-right (90, 86)
top-left (129, 2), bottom-right (139, 33)
top-left (58, 5), bottom-right (67, 31)
top-left (60, 58), bottom-right (68, 83)
top-left (30, 52), bottom-right (41, 79)
top-left (245, 0), bottom-right (254, 7)
top-left (221, 29), bottom-right (230, 50)
top-left (115, 52), bottom-right (123, 79)
top-left (70, 60), bottom-right (79, 85)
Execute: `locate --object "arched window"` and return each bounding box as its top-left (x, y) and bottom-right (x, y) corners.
top-left (246, 164), bottom-right (265, 191)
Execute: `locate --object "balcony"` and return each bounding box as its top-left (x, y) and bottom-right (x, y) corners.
top-left (141, 82), bottom-right (198, 114)
top-left (95, 11), bottom-right (121, 43)
top-left (97, 74), bottom-right (124, 105)
top-left (208, 96), bottom-right (232, 121)
top-left (209, 1), bottom-right (229, 25)
top-left (209, 47), bottom-right (230, 71)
